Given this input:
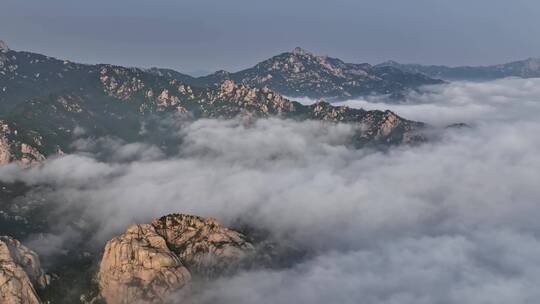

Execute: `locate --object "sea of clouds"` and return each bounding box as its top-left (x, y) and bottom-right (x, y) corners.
top-left (1, 78), bottom-right (540, 303)
top-left (295, 77), bottom-right (540, 126)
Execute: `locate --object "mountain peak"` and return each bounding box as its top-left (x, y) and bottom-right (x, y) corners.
top-left (0, 40), bottom-right (9, 52)
top-left (292, 47), bottom-right (312, 56)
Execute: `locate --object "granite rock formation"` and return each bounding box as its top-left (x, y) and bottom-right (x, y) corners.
top-left (0, 236), bottom-right (49, 304)
top-left (98, 214), bottom-right (254, 304)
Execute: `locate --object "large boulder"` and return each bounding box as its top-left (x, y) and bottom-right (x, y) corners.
top-left (97, 224), bottom-right (191, 304)
top-left (0, 236), bottom-right (49, 304)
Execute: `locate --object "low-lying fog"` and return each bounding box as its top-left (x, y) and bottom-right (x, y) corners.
top-left (2, 78), bottom-right (540, 303)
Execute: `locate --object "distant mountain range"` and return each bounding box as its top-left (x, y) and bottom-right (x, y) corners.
top-left (6, 40), bottom-right (537, 165)
top-left (0, 41), bottom-right (426, 165)
top-left (376, 57), bottom-right (540, 81)
top-left (147, 49), bottom-right (540, 95)
top-left (148, 47), bottom-right (443, 100)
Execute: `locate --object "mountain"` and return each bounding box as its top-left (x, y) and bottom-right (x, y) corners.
top-left (0, 42), bottom-right (426, 165)
top-left (0, 213), bottom-right (260, 304)
top-left (98, 214), bottom-right (254, 304)
top-left (147, 47), bottom-right (443, 100)
top-left (376, 57), bottom-right (540, 80)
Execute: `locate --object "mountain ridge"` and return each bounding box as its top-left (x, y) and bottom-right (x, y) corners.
top-left (147, 47), bottom-right (443, 100)
top-left (376, 57), bottom-right (540, 80)
top-left (0, 45), bottom-right (427, 165)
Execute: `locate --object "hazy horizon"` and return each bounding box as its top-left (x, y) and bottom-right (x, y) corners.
top-left (2, 0), bottom-right (539, 74)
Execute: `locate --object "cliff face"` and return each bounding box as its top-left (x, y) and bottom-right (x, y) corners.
top-left (0, 121), bottom-right (46, 166)
top-left (98, 224), bottom-right (192, 304)
top-left (98, 214), bottom-right (254, 304)
top-left (0, 236), bottom-right (49, 304)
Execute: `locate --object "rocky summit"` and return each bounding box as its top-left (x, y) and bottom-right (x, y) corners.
top-left (0, 236), bottom-right (49, 304)
top-left (152, 47), bottom-right (442, 100)
top-left (152, 214), bottom-right (255, 277)
top-left (97, 214), bottom-right (254, 304)
top-left (231, 47), bottom-right (443, 99)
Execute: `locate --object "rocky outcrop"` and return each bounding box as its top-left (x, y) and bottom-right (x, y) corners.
top-left (0, 236), bottom-right (49, 304)
top-left (0, 122), bottom-right (11, 165)
top-left (98, 224), bottom-right (191, 304)
top-left (199, 80), bottom-right (296, 118)
top-left (152, 214), bottom-right (255, 276)
top-left (99, 66), bottom-right (146, 101)
top-left (98, 214), bottom-right (254, 304)
top-left (379, 111), bottom-right (400, 137)
top-left (0, 121), bottom-right (46, 166)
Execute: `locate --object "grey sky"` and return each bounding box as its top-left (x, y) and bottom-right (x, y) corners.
top-left (1, 0), bottom-right (539, 74)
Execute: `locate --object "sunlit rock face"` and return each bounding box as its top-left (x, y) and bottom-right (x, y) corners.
top-left (0, 236), bottom-right (49, 304)
top-left (98, 214), bottom-right (254, 304)
top-left (98, 224), bottom-right (192, 304)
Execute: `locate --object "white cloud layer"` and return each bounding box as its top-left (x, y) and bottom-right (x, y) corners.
top-left (295, 78), bottom-right (540, 126)
top-left (1, 78), bottom-right (540, 303)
